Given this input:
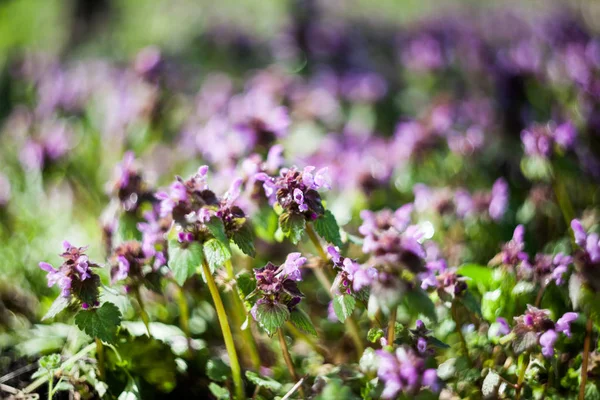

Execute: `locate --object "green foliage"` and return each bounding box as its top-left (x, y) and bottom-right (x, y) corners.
top-left (203, 238), bottom-right (231, 273)
top-left (245, 371), bottom-right (283, 392)
top-left (74, 302), bottom-right (122, 344)
top-left (42, 295), bottom-right (71, 320)
top-left (367, 327), bottom-right (384, 343)
top-left (208, 383), bottom-right (230, 400)
top-left (404, 288), bottom-right (437, 322)
top-left (232, 223), bottom-right (256, 257)
top-left (254, 301), bottom-right (289, 336)
top-left (314, 210), bottom-right (343, 247)
top-left (279, 212), bottom-right (306, 244)
top-left (289, 307), bottom-right (317, 336)
top-left (167, 240), bottom-right (203, 285)
top-left (206, 358), bottom-right (231, 382)
top-left (236, 272), bottom-right (256, 298)
top-left (333, 294), bottom-right (356, 322)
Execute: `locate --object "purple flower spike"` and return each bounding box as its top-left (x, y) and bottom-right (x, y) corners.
top-left (571, 219), bottom-right (587, 247)
top-left (282, 252), bottom-right (307, 281)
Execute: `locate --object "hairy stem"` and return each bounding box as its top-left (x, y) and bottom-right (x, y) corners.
top-left (95, 338), bottom-right (104, 380)
top-left (534, 283), bottom-right (546, 308)
top-left (278, 329), bottom-right (305, 399)
top-left (224, 260), bottom-right (262, 370)
top-left (174, 285), bottom-right (190, 340)
top-left (306, 223), bottom-right (365, 357)
top-left (47, 371), bottom-right (53, 400)
top-left (201, 258), bottom-right (244, 400)
top-left (133, 286), bottom-right (151, 336)
top-left (387, 306), bottom-right (397, 345)
top-left (579, 317), bottom-right (593, 400)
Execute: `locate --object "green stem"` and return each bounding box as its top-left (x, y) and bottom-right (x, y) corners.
top-left (47, 372), bottom-right (53, 400)
top-left (225, 260), bottom-right (261, 370)
top-left (515, 353), bottom-right (529, 400)
top-left (387, 306), bottom-right (397, 346)
top-left (201, 259), bottom-right (245, 400)
top-left (285, 322), bottom-right (328, 358)
top-left (133, 286), bottom-right (151, 336)
top-left (451, 302), bottom-right (472, 367)
top-left (534, 283), bottom-right (546, 308)
top-left (278, 329), bottom-right (305, 399)
top-left (579, 317), bottom-right (593, 400)
top-left (95, 338), bottom-right (104, 380)
top-left (552, 171), bottom-right (575, 231)
top-left (174, 284), bottom-right (191, 340)
top-left (306, 223), bottom-right (365, 357)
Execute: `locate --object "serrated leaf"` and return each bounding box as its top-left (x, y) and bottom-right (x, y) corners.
top-left (203, 238), bottom-right (231, 274)
top-left (482, 371), bottom-right (500, 398)
top-left (404, 288), bottom-right (437, 322)
top-left (279, 212), bottom-right (306, 244)
top-left (255, 301), bottom-right (289, 335)
top-left (289, 308), bottom-right (317, 336)
top-left (42, 296), bottom-right (71, 320)
top-left (333, 295), bottom-right (356, 322)
top-left (208, 383), bottom-right (230, 400)
top-left (254, 207), bottom-right (278, 242)
top-left (168, 240), bottom-right (203, 286)
top-left (513, 331), bottom-right (538, 354)
top-left (206, 359), bottom-right (231, 383)
top-left (232, 223), bottom-right (256, 257)
top-left (245, 371), bottom-right (282, 392)
top-left (367, 327), bottom-right (384, 343)
top-left (74, 302), bottom-right (122, 343)
top-left (313, 210), bottom-right (343, 248)
top-left (585, 382), bottom-right (600, 400)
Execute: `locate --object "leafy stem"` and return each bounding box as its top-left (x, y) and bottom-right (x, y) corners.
top-left (201, 257), bottom-right (245, 400)
top-left (515, 352), bottom-right (529, 400)
top-left (305, 223), bottom-right (365, 357)
top-left (95, 338), bottom-right (104, 380)
top-left (578, 316), bottom-right (593, 400)
top-left (224, 259), bottom-right (261, 371)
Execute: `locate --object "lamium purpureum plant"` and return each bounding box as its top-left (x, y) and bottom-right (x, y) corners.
top-left (6, 6), bottom-right (600, 400)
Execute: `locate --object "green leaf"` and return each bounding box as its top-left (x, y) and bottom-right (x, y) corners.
top-left (245, 371), bottom-right (282, 392)
top-left (232, 223), bottom-right (256, 257)
top-left (254, 207), bottom-right (278, 242)
top-left (585, 382), bottom-right (600, 400)
top-left (209, 383), bottom-right (230, 400)
top-left (167, 240), bottom-right (203, 286)
top-left (513, 331), bottom-right (538, 354)
top-left (428, 336), bottom-right (450, 349)
top-left (42, 296), bottom-right (71, 321)
top-left (404, 288), bottom-right (437, 322)
top-left (289, 308), bottom-right (317, 336)
top-left (203, 238), bottom-right (231, 275)
top-left (367, 327), bottom-right (384, 343)
top-left (482, 371), bottom-right (500, 398)
top-left (205, 217), bottom-right (229, 246)
top-left (39, 354), bottom-right (61, 370)
top-left (74, 302), bottom-right (122, 343)
top-left (236, 272), bottom-right (256, 298)
top-left (206, 359), bottom-right (231, 383)
top-left (279, 212), bottom-right (306, 244)
top-left (457, 264), bottom-right (493, 287)
top-left (459, 291), bottom-right (482, 317)
top-left (333, 295), bottom-right (356, 322)
top-left (313, 210), bottom-right (343, 247)
top-left (255, 301), bottom-right (289, 336)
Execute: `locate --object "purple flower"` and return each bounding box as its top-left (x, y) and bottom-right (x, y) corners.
top-left (572, 219), bottom-right (587, 247)
top-left (496, 317), bottom-right (511, 336)
top-left (539, 329), bottom-right (558, 358)
top-left (376, 347), bottom-right (440, 398)
top-left (555, 312), bottom-right (578, 337)
top-left (113, 256), bottom-right (130, 283)
top-left (281, 252), bottom-right (307, 281)
top-left (489, 178), bottom-right (509, 221)
top-left (302, 166), bottom-right (331, 190)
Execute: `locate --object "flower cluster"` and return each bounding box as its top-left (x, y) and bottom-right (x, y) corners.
top-left (521, 122), bottom-right (576, 158)
top-left (512, 305), bottom-right (577, 357)
top-left (571, 218), bottom-right (600, 291)
top-left (255, 166), bottom-right (330, 219)
top-left (375, 346), bottom-right (440, 398)
top-left (39, 241), bottom-right (100, 307)
top-left (327, 246), bottom-right (376, 295)
top-left (250, 253), bottom-right (307, 321)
